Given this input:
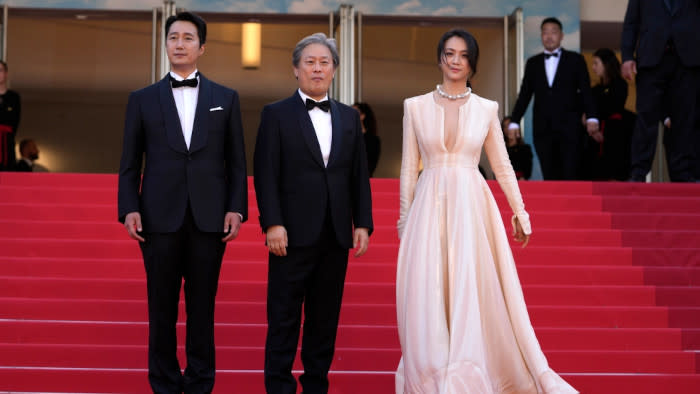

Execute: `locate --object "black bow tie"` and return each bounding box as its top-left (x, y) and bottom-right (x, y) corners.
top-left (305, 98), bottom-right (330, 112)
top-left (170, 75), bottom-right (198, 88)
top-left (544, 52), bottom-right (560, 59)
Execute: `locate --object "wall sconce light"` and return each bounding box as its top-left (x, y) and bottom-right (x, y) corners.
top-left (242, 22), bottom-right (261, 69)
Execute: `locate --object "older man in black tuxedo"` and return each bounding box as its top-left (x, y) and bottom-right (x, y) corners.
top-left (118, 11), bottom-right (247, 394)
top-left (622, 0), bottom-right (700, 182)
top-left (254, 32), bottom-right (373, 394)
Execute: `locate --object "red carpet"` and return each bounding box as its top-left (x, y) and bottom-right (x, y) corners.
top-left (1, 172), bottom-right (699, 393)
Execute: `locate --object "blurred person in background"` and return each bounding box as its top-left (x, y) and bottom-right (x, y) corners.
top-left (15, 138), bottom-right (48, 172)
top-left (0, 60), bottom-right (21, 171)
top-left (585, 48), bottom-right (633, 180)
top-left (502, 116), bottom-right (533, 180)
top-left (508, 17), bottom-right (598, 180)
top-left (621, 0), bottom-right (700, 182)
top-left (353, 102), bottom-right (381, 177)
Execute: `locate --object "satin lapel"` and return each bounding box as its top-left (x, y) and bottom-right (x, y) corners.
top-left (539, 54), bottom-right (550, 89)
top-left (188, 75), bottom-right (211, 154)
top-left (294, 92), bottom-right (325, 167)
top-left (551, 51), bottom-right (564, 88)
top-left (670, 0), bottom-right (680, 16)
top-left (327, 100), bottom-right (342, 167)
top-left (159, 77), bottom-right (188, 154)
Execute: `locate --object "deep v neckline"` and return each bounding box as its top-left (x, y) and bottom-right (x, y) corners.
top-left (432, 91), bottom-right (471, 153)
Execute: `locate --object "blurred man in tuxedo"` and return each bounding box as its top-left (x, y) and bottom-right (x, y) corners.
top-left (621, 0), bottom-right (700, 182)
top-left (508, 17), bottom-right (598, 180)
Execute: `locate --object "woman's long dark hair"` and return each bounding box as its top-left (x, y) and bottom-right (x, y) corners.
top-left (593, 48), bottom-right (622, 85)
top-left (437, 29), bottom-right (479, 89)
top-left (353, 102), bottom-right (377, 136)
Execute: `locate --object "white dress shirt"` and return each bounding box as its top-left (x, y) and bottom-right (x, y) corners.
top-left (544, 48), bottom-right (561, 87)
top-left (170, 70), bottom-right (242, 222)
top-left (298, 89), bottom-right (332, 167)
top-left (170, 70), bottom-right (199, 149)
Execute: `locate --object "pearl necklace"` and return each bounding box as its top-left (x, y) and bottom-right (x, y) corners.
top-left (436, 84), bottom-right (471, 100)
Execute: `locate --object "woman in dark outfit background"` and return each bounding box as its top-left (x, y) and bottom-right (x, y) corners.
top-left (0, 60), bottom-right (21, 171)
top-left (502, 116), bottom-right (533, 180)
top-left (353, 102), bottom-right (381, 177)
top-left (587, 48), bottom-right (632, 180)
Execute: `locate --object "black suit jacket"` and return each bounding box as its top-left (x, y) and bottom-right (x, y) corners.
top-left (253, 92), bottom-right (373, 249)
top-left (118, 74), bottom-right (247, 233)
top-left (622, 0), bottom-right (700, 68)
top-left (15, 159), bottom-right (31, 172)
top-left (509, 49), bottom-right (596, 139)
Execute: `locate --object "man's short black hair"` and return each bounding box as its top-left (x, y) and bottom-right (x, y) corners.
top-left (541, 17), bottom-right (563, 31)
top-left (165, 11), bottom-right (207, 46)
top-left (19, 139), bottom-right (34, 154)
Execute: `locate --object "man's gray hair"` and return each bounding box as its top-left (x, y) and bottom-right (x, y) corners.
top-left (292, 32), bottom-right (339, 68)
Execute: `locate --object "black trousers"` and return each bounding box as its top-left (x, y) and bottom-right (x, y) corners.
top-left (631, 46), bottom-right (700, 182)
top-left (264, 215), bottom-right (349, 394)
top-left (534, 126), bottom-right (581, 180)
top-left (140, 205), bottom-right (226, 394)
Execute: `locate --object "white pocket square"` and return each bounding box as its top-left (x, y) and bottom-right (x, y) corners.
top-left (210, 106), bottom-right (223, 112)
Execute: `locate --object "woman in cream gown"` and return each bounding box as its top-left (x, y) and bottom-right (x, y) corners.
top-left (395, 29), bottom-right (578, 394)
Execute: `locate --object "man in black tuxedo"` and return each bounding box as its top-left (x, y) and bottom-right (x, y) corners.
top-left (509, 17), bottom-right (598, 180)
top-left (117, 12), bottom-right (247, 394)
top-left (253, 33), bottom-right (373, 394)
top-left (621, 0), bottom-right (700, 182)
